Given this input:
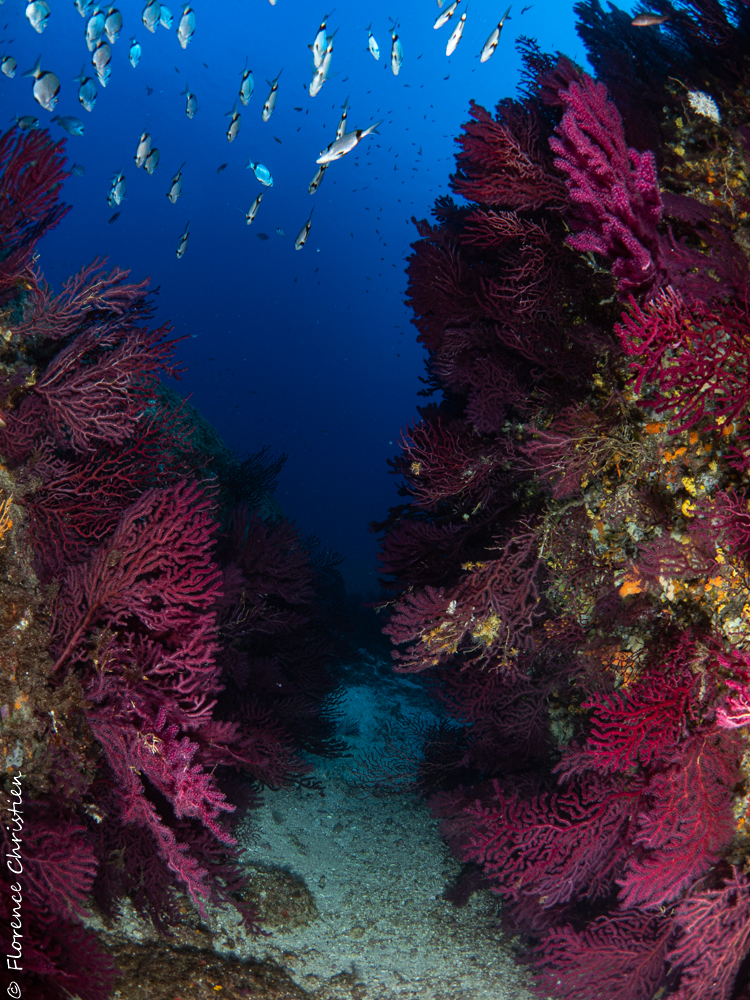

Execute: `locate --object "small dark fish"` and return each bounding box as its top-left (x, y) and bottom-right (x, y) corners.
top-left (108, 211), bottom-right (120, 223)
top-left (203, 61), bottom-right (208, 68)
top-left (74, 67), bottom-right (96, 110)
top-left (293, 106), bottom-right (303, 111)
top-left (295, 208), bottom-right (314, 250)
top-left (216, 162), bottom-right (227, 174)
top-left (13, 115), bottom-right (39, 130)
top-left (175, 66), bottom-right (180, 73)
top-left (631, 12), bottom-right (670, 25)
top-left (146, 85), bottom-right (153, 95)
top-left (176, 220), bottom-right (190, 258)
top-left (70, 162), bottom-right (85, 176)
top-left (521, 4), bottom-right (533, 11)
top-left (274, 135), bottom-right (282, 144)
top-left (51, 114), bottom-right (84, 136)
top-left (257, 232), bottom-right (269, 240)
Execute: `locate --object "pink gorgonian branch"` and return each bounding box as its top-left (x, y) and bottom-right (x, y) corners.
top-left (13, 257), bottom-right (152, 341)
top-left (549, 74), bottom-right (663, 297)
top-left (51, 480), bottom-right (222, 680)
top-left (32, 321), bottom-right (183, 454)
top-left (0, 127), bottom-right (70, 301)
top-left (618, 287), bottom-right (750, 431)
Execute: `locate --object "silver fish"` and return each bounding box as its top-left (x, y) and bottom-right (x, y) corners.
top-left (262, 70), bottom-right (282, 121)
top-left (23, 56), bottom-right (60, 112)
top-left (1, 56), bottom-right (17, 79)
top-left (13, 115), bottom-right (39, 130)
top-left (70, 162), bottom-right (85, 176)
top-left (144, 147), bottom-right (160, 174)
top-left (310, 12), bottom-right (333, 69)
top-left (390, 27), bottom-right (403, 75)
top-left (166, 162), bottom-right (185, 203)
top-left (26, 2), bottom-right (50, 34)
top-left (176, 220), bottom-right (190, 257)
top-left (367, 23), bottom-right (379, 60)
top-left (74, 1), bottom-right (94, 16)
top-left (310, 32), bottom-right (335, 96)
top-left (86, 8), bottom-right (105, 50)
top-left (108, 169), bottom-right (126, 207)
top-left (244, 191), bottom-right (264, 224)
top-left (479, 6), bottom-right (511, 63)
top-left (316, 120), bottom-right (381, 164)
top-left (320, 31), bottom-right (335, 75)
top-left (129, 38), bottom-right (141, 67)
top-left (446, 11), bottom-right (467, 56)
top-left (160, 4), bottom-right (173, 27)
top-left (142, 0), bottom-right (160, 32)
top-left (181, 84), bottom-right (197, 118)
top-left (434, 0), bottom-right (460, 29)
top-left (92, 40), bottom-right (112, 86)
top-left (336, 96), bottom-right (349, 138)
top-left (308, 163), bottom-right (328, 194)
top-left (276, 228), bottom-right (285, 237)
top-left (134, 128), bottom-right (152, 167)
top-left (295, 208), bottom-right (314, 250)
top-left (225, 101), bottom-right (241, 141)
top-left (239, 60), bottom-right (253, 105)
top-left (177, 5), bottom-right (195, 49)
top-left (74, 67), bottom-right (97, 111)
top-left (51, 114), bottom-right (84, 135)
top-left (309, 64), bottom-right (327, 97)
top-left (104, 7), bottom-right (122, 44)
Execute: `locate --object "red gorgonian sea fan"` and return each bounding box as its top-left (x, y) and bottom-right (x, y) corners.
top-left (549, 74), bottom-right (663, 297)
top-left (377, 6), bottom-right (750, 999)
top-left (0, 127), bottom-right (69, 305)
top-left (0, 123), bottom-right (347, 997)
top-left (618, 286), bottom-right (750, 432)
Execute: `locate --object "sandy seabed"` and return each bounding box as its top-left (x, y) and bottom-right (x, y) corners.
top-left (94, 650), bottom-right (537, 1000)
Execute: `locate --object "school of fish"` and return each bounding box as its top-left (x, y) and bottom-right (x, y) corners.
top-left (0, 1), bottom-right (591, 255)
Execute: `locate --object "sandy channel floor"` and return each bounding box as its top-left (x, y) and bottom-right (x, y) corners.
top-left (223, 650), bottom-right (537, 1000)
top-left (98, 650), bottom-right (538, 1000)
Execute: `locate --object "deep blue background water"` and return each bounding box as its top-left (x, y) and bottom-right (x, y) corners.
top-left (2, 0), bottom-right (593, 593)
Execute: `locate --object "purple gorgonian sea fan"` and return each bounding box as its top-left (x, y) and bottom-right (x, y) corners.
top-left (374, 2), bottom-right (750, 997)
top-left (0, 125), bottom-right (345, 999)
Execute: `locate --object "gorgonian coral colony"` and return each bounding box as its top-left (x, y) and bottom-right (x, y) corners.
top-left (0, 128), bottom-right (343, 999)
top-left (376, 2), bottom-right (750, 997)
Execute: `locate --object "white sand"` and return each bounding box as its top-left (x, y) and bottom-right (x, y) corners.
top-left (219, 650), bottom-right (538, 1000)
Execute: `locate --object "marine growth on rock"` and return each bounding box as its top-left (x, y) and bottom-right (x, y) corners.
top-left (377, 3), bottom-right (750, 997)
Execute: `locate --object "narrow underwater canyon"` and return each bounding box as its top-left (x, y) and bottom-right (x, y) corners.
top-left (5, 1), bottom-right (750, 998)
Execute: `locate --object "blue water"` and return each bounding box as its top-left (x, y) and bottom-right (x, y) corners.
top-left (2, 0), bottom-right (587, 593)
